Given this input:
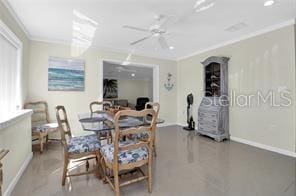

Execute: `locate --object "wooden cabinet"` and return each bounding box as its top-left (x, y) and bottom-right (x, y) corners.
top-left (197, 56), bottom-right (229, 142)
top-left (0, 149), bottom-right (9, 196)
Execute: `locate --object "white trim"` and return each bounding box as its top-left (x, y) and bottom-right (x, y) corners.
top-left (31, 36), bottom-right (176, 61)
top-left (100, 59), bottom-right (160, 103)
top-left (177, 19), bottom-right (296, 61)
top-left (157, 122), bottom-right (178, 127)
top-left (175, 124), bottom-right (296, 157)
top-left (176, 123), bottom-right (186, 127)
top-left (230, 136), bottom-right (296, 158)
top-left (29, 18), bottom-right (295, 61)
top-left (153, 65), bottom-right (160, 102)
top-left (3, 152), bottom-right (33, 196)
top-left (1, 0), bottom-right (31, 38)
top-left (0, 20), bottom-right (22, 48)
top-left (2, 0), bottom-right (295, 61)
top-left (176, 123), bottom-right (199, 130)
top-left (0, 19), bottom-right (24, 115)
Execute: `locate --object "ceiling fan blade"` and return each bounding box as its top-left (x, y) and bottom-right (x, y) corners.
top-left (130, 36), bottom-right (151, 45)
top-left (123, 25), bottom-right (150, 32)
top-left (159, 15), bottom-right (176, 29)
top-left (158, 36), bottom-right (169, 49)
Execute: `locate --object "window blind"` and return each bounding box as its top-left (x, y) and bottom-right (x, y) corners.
top-left (0, 31), bottom-right (20, 114)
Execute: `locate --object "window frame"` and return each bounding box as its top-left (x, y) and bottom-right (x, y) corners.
top-left (0, 19), bottom-right (23, 110)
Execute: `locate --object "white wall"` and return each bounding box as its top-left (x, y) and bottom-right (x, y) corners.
top-left (177, 25), bottom-right (296, 152)
top-left (0, 114), bottom-right (32, 196)
top-left (28, 41), bottom-right (177, 136)
top-left (116, 79), bottom-right (152, 105)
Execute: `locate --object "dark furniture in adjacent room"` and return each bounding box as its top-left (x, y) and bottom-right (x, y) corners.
top-left (135, 97), bottom-right (150, 111)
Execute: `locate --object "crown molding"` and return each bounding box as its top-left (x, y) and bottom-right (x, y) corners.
top-left (30, 36), bottom-right (177, 61)
top-left (2, 0), bottom-right (31, 39)
top-left (2, 0), bottom-right (295, 62)
top-left (177, 18), bottom-right (296, 61)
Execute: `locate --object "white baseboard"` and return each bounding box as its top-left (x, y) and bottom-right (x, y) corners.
top-left (163, 124), bottom-right (296, 157)
top-left (3, 152), bottom-right (33, 196)
top-left (230, 136), bottom-right (296, 158)
top-left (157, 122), bottom-right (177, 127)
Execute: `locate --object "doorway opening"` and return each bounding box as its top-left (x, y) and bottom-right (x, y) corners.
top-left (101, 60), bottom-right (159, 110)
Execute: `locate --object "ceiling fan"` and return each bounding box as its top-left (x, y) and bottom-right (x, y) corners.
top-left (123, 15), bottom-right (175, 50)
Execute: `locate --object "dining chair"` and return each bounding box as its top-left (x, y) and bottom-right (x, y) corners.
top-left (24, 101), bottom-right (59, 153)
top-left (145, 102), bottom-right (160, 157)
top-left (56, 105), bottom-right (101, 185)
top-left (127, 102), bottom-right (160, 157)
top-left (89, 101), bottom-right (113, 143)
top-left (100, 109), bottom-right (157, 196)
top-left (90, 101), bottom-right (112, 114)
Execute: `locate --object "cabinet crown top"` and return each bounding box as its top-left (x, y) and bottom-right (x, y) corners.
top-left (201, 56), bottom-right (230, 66)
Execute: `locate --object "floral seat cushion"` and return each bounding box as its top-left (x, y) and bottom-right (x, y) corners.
top-left (32, 123), bottom-right (58, 133)
top-left (67, 134), bottom-right (101, 153)
top-left (101, 140), bottom-right (148, 164)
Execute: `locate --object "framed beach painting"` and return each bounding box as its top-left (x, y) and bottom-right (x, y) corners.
top-left (48, 57), bottom-right (85, 91)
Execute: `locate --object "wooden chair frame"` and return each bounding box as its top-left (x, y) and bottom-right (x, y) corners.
top-left (56, 106), bottom-right (101, 185)
top-left (101, 109), bottom-right (157, 196)
top-left (24, 101), bottom-right (58, 153)
top-left (0, 149), bottom-right (9, 196)
top-left (90, 101), bottom-right (112, 114)
top-left (89, 101), bottom-right (113, 143)
top-left (145, 102), bottom-right (160, 157)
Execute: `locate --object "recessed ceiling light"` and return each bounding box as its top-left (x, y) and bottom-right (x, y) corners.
top-left (169, 46), bottom-right (174, 50)
top-left (264, 0), bottom-right (275, 6)
top-left (131, 73), bottom-right (135, 77)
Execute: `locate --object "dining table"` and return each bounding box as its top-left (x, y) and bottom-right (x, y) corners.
top-left (78, 111), bottom-right (165, 136)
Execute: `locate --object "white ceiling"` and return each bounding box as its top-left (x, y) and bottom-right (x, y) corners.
top-left (103, 61), bottom-right (153, 81)
top-left (5, 0), bottom-right (296, 60)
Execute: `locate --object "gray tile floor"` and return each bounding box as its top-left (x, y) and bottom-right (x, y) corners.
top-left (11, 126), bottom-right (296, 196)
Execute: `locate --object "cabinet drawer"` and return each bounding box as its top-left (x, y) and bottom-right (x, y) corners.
top-left (198, 124), bottom-right (223, 135)
top-left (199, 111), bottom-right (217, 119)
top-left (198, 116), bottom-right (218, 124)
top-left (198, 126), bottom-right (218, 135)
top-left (198, 121), bottom-right (218, 130)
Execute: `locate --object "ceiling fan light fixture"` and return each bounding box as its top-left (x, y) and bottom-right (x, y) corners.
top-left (121, 61), bottom-right (130, 66)
top-left (153, 33), bottom-right (161, 37)
top-left (264, 0), bottom-right (275, 6)
top-left (131, 73), bottom-right (135, 77)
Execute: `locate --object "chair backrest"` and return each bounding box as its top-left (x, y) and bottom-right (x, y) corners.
top-left (55, 106), bottom-right (72, 143)
top-left (144, 102), bottom-right (160, 140)
top-left (90, 101), bottom-right (112, 113)
top-left (24, 101), bottom-right (49, 126)
top-left (113, 109), bottom-right (157, 164)
top-left (145, 102), bottom-right (160, 117)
